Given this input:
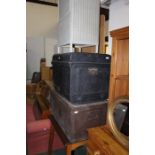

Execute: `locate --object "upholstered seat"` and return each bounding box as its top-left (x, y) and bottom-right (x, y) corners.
top-left (26, 99), bottom-right (64, 155)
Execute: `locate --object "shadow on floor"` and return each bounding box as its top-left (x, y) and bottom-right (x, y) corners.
top-left (38, 146), bottom-right (87, 155)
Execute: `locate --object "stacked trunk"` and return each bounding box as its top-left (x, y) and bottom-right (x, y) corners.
top-left (51, 52), bottom-right (111, 142)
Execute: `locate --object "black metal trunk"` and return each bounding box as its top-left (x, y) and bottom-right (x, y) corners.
top-left (50, 86), bottom-right (107, 143)
top-left (52, 53), bottom-right (111, 104)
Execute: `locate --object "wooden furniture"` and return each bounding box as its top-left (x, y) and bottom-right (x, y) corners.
top-left (45, 80), bottom-right (88, 155)
top-left (87, 125), bottom-right (128, 155)
top-left (26, 80), bottom-right (52, 119)
top-left (35, 80), bottom-right (52, 119)
top-left (99, 14), bottom-right (105, 53)
top-left (26, 98), bottom-right (54, 155)
top-left (49, 114), bottom-right (87, 155)
top-left (40, 58), bottom-right (53, 81)
top-left (86, 27), bottom-right (129, 155)
top-left (41, 66), bottom-right (53, 81)
top-left (26, 83), bottom-right (37, 98)
top-left (35, 94), bottom-right (51, 119)
top-left (108, 27), bottom-right (129, 105)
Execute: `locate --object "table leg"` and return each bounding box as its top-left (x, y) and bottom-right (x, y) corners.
top-left (66, 140), bottom-right (88, 155)
top-left (48, 126), bottom-right (54, 155)
top-left (66, 144), bottom-right (72, 155)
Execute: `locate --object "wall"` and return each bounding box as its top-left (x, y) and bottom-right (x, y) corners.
top-left (26, 37), bottom-right (44, 80)
top-left (26, 2), bottom-right (58, 80)
top-left (109, 0), bottom-right (129, 31)
top-left (26, 2), bottom-right (58, 37)
top-left (107, 0), bottom-right (129, 55)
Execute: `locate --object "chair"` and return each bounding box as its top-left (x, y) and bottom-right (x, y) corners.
top-left (26, 98), bottom-right (64, 155)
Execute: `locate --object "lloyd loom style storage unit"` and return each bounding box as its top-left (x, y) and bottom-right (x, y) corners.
top-left (50, 85), bottom-right (107, 143)
top-left (58, 0), bottom-right (100, 53)
top-left (52, 52), bottom-right (111, 104)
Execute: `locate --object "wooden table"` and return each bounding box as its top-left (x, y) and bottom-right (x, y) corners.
top-left (87, 125), bottom-right (128, 155)
top-left (45, 80), bottom-right (88, 155)
top-left (49, 115), bottom-right (87, 155)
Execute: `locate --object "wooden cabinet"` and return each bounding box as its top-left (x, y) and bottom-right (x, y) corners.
top-left (108, 27), bottom-right (129, 105)
top-left (86, 27), bottom-right (129, 155)
top-left (87, 126), bottom-right (128, 155)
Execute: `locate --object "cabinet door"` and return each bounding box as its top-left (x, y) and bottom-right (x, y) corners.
top-left (109, 27), bottom-right (129, 104)
top-left (115, 39), bottom-right (129, 76)
top-left (114, 78), bottom-right (129, 99)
